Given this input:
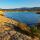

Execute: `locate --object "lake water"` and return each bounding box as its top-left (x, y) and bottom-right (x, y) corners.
top-left (4, 12), bottom-right (40, 25)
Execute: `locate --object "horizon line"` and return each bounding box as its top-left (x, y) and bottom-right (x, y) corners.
top-left (0, 7), bottom-right (40, 9)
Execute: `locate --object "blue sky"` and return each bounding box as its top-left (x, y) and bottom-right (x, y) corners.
top-left (0, 0), bottom-right (40, 9)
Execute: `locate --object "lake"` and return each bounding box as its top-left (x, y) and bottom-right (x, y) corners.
top-left (4, 12), bottom-right (40, 25)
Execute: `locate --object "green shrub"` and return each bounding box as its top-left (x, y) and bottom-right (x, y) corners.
top-left (30, 25), bottom-right (38, 37)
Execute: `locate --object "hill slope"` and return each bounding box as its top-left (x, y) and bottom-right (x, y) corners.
top-left (0, 14), bottom-right (39, 40)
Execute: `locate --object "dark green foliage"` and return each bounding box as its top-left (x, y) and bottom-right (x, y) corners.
top-left (29, 25), bottom-right (40, 38)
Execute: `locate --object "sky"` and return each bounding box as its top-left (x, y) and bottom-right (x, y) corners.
top-left (0, 0), bottom-right (40, 9)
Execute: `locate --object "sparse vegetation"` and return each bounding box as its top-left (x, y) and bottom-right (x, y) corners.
top-left (28, 25), bottom-right (40, 38)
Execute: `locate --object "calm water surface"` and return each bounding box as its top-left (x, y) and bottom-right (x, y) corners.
top-left (4, 12), bottom-right (40, 25)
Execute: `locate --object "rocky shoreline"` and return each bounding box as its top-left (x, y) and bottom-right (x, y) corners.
top-left (0, 15), bottom-right (39, 40)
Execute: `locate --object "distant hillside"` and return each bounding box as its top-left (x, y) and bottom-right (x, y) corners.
top-left (13, 7), bottom-right (40, 11)
top-left (0, 7), bottom-right (40, 12)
